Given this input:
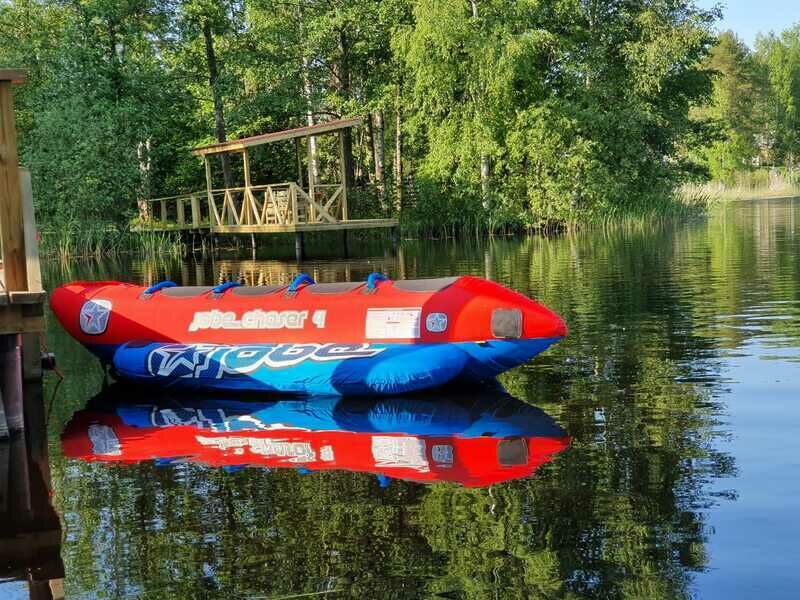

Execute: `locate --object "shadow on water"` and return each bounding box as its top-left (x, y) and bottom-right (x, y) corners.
top-left (0, 384), bottom-right (64, 600)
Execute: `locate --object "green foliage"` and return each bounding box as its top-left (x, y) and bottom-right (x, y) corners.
top-left (0, 0), bottom-right (728, 246)
top-left (695, 26), bottom-right (800, 189)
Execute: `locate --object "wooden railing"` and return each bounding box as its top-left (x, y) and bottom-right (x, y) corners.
top-left (140, 181), bottom-right (349, 231)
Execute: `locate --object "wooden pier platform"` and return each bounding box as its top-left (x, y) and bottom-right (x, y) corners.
top-left (0, 69), bottom-right (47, 437)
top-left (136, 118), bottom-right (398, 258)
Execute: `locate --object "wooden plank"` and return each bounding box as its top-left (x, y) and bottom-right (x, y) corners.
top-left (191, 194), bottom-right (201, 228)
top-left (291, 183), bottom-right (299, 225)
top-left (192, 117), bottom-right (362, 156)
top-left (176, 198), bottom-right (185, 226)
top-left (212, 218), bottom-right (397, 234)
top-left (0, 80), bottom-right (28, 291)
top-left (204, 157), bottom-right (218, 225)
top-left (8, 291), bottom-right (46, 304)
top-left (19, 169), bottom-right (41, 293)
top-left (21, 332), bottom-right (41, 382)
top-left (295, 138), bottom-right (304, 187)
top-left (303, 187), bottom-right (338, 224)
top-left (160, 198), bottom-right (167, 222)
top-left (0, 305), bottom-right (46, 334)
top-left (0, 70), bottom-right (26, 84)
top-left (224, 190), bottom-right (240, 225)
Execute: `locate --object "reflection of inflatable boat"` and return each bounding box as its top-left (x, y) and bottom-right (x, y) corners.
top-left (50, 274), bottom-right (566, 395)
top-left (61, 386), bottom-right (570, 487)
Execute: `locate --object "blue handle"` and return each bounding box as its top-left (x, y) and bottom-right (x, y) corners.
top-left (143, 280), bottom-right (177, 295)
top-left (288, 273), bottom-right (315, 293)
top-left (366, 272), bottom-right (388, 290)
top-left (211, 281), bottom-right (242, 294)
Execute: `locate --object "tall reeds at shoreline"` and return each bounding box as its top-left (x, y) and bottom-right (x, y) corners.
top-left (39, 221), bottom-right (183, 261)
top-left (679, 170), bottom-right (800, 203)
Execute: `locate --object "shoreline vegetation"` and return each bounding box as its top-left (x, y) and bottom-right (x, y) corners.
top-left (2, 2), bottom-right (799, 259)
top-left (679, 171), bottom-right (800, 203)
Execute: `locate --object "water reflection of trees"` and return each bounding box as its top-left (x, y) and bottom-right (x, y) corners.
top-left (42, 203), bottom-right (800, 597)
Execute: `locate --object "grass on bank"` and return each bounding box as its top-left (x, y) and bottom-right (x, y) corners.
top-left (37, 183), bottom-right (720, 260)
top-left (39, 221), bottom-right (184, 260)
top-left (679, 169), bottom-right (800, 202)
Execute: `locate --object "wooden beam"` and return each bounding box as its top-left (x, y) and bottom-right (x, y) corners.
top-left (192, 117), bottom-right (363, 156)
top-left (0, 70), bottom-right (26, 84)
top-left (176, 198), bottom-right (185, 226)
top-left (339, 130), bottom-right (349, 221)
top-left (242, 148), bottom-right (252, 189)
top-left (0, 80), bottom-right (28, 291)
top-left (211, 218), bottom-right (397, 234)
top-left (19, 168), bottom-right (41, 293)
top-left (204, 157), bottom-right (218, 226)
top-left (295, 138), bottom-right (304, 188)
top-left (191, 194), bottom-right (201, 228)
top-left (291, 183), bottom-right (299, 225)
top-left (242, 149), bottom-right (253, 225)
top-left (0, 305), bottom-right (46, 334)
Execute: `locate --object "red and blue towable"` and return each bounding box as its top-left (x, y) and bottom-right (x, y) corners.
top-left (50, 274), bottom-right (567, 395)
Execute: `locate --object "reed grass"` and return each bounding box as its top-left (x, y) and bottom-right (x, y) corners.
top-left (679, 170), bottom-right (800, 202)
top-left (39, 220), bottom-right (184, 260)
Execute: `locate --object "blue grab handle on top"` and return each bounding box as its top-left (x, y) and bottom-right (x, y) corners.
top-left (143, 281), bottom-right (177, 295)
top-left (288, 273), bottom-right (315, 293)
top-left (211, 281), bottom-right (242, 294)
top-left (366, 272), bottom-right (388, 290)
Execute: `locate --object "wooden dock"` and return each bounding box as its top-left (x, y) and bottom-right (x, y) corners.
top-left (0, 70), bottom-right (60, 599)
top-left (136, 118), bottom-right (398, 259)
top-left (0, 69), bottom-right (47, 437)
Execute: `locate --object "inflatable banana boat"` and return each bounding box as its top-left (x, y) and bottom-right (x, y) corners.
top-left (50, 274), bottom-right (566, 395)
top-left (61, 385), bottom-right (570, 487)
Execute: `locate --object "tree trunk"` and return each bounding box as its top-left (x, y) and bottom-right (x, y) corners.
top-left (137, 139), bottom-right (151, 220)
top-left (365, 114), bottom-right (376, 183)
top-left (203, 20), bottom-right (232, 190)
top-left (373, 112), bottom-right (387, 210)
top-left (481, 154), bottom-right (490, 210)
top-left (469, 0), bottom-right (490, 210)
top-left (337, 30), bottom-right (355, 187)
top-left (302, 55), bottom-right (320, 187)
top-left (395, 87), bottom-right (403, 213)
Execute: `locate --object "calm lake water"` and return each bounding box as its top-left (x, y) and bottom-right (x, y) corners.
top-left (3, 197), bottom-right (800, 599)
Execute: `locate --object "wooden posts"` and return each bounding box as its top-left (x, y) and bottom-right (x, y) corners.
top-left (0, 70), bottom-right (28, 292)
top-left (191, 194), bottom-right (201, 228)
top-left (291, 182), bottom-right (299, 225)
top-left (295, 138), bottom-right (304, 188)
top-left (19, 169), bottom-right (41, 293)
top-left (0, 70), bottom-right (47, 442)
top-left (176, 197), bottom-right (185, 227)
top-left (242, 148), bottom-right (252, 225)
top-left (204, 156), bottom-right (214, 227)
top-left (295, 232), bottom-right (304, 262)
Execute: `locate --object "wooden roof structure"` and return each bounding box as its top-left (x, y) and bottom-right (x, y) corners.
top-left (191, 117), bottom-right (363, 156)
